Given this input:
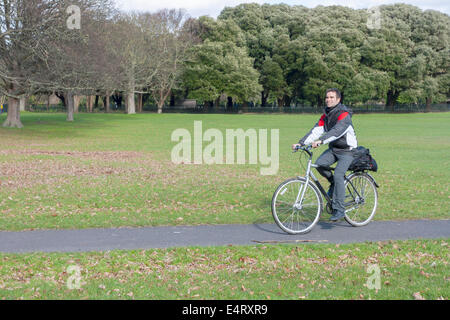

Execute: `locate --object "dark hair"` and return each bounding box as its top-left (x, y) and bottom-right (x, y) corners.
top-left (325, 88), bottom-right (341, 99)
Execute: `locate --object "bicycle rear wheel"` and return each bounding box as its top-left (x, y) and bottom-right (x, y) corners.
top-left (271, 178), bottom-right (322, 234)
top-left (344, 173), bottom-right (378, 226)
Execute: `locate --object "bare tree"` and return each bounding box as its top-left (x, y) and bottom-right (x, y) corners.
top-left (110, 12), bottom-right (164, 114)
top-left (0, 0), bottom-right (68, 127)
top-left (110, 10), bottom-right (196, 114)
top-left (1, 2), bottom-right (195, 125)
top-left (46, 0), bottom-right (118, 121)
top-left (147, 9), bottom-right (197, 114)
top-left (0, 0), bottom-right (118, 125)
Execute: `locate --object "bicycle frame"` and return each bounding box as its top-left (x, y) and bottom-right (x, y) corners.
top-left (294, 146), bottom-right (364, 208)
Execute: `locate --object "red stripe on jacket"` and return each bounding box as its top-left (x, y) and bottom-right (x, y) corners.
top-left (318, 114), bottom-right (326, 126)
top-left (337, 112), bottom-right (349, 121)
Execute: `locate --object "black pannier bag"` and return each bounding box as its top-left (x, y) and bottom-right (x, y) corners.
top-left (349, 146), bottom-right (378, 172)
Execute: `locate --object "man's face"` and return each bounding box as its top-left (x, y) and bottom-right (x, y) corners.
top-left (325, 91), bottom-right (340, 107)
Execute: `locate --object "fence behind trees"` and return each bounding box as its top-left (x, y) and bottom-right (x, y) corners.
top-left (139, 103), bottom-right (449, 114)
top-left (1, 103), bottom-right (449, 114)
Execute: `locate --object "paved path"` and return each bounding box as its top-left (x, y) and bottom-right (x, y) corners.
top-left (1, 219), bottom-right (449, 253)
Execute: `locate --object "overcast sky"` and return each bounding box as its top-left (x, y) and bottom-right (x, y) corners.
top-left (114, 0), bottom-right (449, 17)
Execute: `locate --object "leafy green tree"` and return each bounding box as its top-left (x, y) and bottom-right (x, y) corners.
top-left (182, 16), bottom-right (261, 111)
top-left (194, 16), bottom-right (245, 47)
top-left (260, 57), bottom-right (290, 108)
top-left (407, 10), bottom-right (450, 109)
top-left (216, 3), bottom-right (449, 108)
top-left (219, 3), bottom-right (290, 106)
top-left (345, 68), bottom-right (390, 103)
top-left (360, 4), bottom-right (449, 107)
top-left (183, 40), bottom-right (261, 109)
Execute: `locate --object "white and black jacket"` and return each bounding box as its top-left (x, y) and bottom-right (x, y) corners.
top-left (299, 103), bottom-right (357, 150)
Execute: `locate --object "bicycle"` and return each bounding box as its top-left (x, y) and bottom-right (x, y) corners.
top-left (271, 145), bottom-right (379, 234)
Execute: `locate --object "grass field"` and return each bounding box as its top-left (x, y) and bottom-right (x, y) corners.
top-left (0, 112), bottom-right (449, 231)
top-left (0, 239), bottom-right (448, 300)
top-left (0, 112), bottom-right (448, 300)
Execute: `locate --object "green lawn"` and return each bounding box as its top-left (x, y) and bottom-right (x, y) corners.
top-left (0, 239), bottom-right (448, 300)
top-left (0, 112), bottom-right (448, 300)
top-left (0, 112), bottom-right (449, 231)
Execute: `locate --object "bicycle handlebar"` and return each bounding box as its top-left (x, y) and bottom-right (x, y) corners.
top-left (292, 144), bottom-right (314, 158)
top-left (292, 145), bottom-right (312, 153)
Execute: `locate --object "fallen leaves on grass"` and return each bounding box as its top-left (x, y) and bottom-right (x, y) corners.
top-left (413, 292), bottom-right (426, 300)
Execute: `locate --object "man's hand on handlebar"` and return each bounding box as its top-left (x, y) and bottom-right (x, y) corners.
top-left (292, 143), bottom-right (303, 151)
top-left (312, 140), bottom-right (322, 148)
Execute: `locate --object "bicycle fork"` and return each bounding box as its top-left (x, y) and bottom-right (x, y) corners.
top-left (294, 160), bottom-right (315, 209)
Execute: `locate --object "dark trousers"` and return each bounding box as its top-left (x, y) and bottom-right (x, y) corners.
top-left (315, 148), bottom-right (355, 212)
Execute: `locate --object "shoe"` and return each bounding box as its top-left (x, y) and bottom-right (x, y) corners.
top-left (330, 210), bottom-right (346, 222)
top-left (327, 183), bottom-right (334, 199)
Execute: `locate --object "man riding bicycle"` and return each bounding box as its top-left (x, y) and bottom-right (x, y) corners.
top-left (292, 88), bottom-right (357, 222)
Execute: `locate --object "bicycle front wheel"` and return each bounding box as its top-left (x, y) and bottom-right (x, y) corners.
top-left (344, 173), bottom-right (378, 226)
top-left (271, 178), bottom-right (322, 234)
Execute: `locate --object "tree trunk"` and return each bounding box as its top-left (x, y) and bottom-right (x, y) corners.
top-left (278, 97), bottom-right (284, 113)
top-left (124, 93), bottom-right (128, 113)
top-left (426, 97), bottom-right (432, 112)
top-left (157, 89), bottom-right (164, 114)
top-left (317, 95), bottom-right (323, 108)
top-left (386, 90), bottom-right (394, 107)
top-left (242, 101), bottom-right (249, 113)
top-left (127, 90), bottom-right (136, 114)
top-left (137, 93), bottom-right (143, 113)
top-left (284, 95), bottom-right (291, 108)
top-left (74, 96), bottom-right (80, 113)
top-left (155, 88), bottom-right (173, 114)
top-left (90, 95), bottom-right (95, 112)
top-left (66, 92), bottom-right (75, 122)
top-left (86, 95), bottom-right (92, 113)
top-left (126, 73), bottom-right (136, 114)
top-left (3, 96), bottom-right (23, 128)
top-left (104, 92), bottom-right (110, 113)
top-left (386, 90), bottom-right (399, 112)
top-left (106, 94), bottom-right (110, 113)
top-left (261, 91), bottom-right (268, 107)
top-left (204, 101), bottom-right (212, 113)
